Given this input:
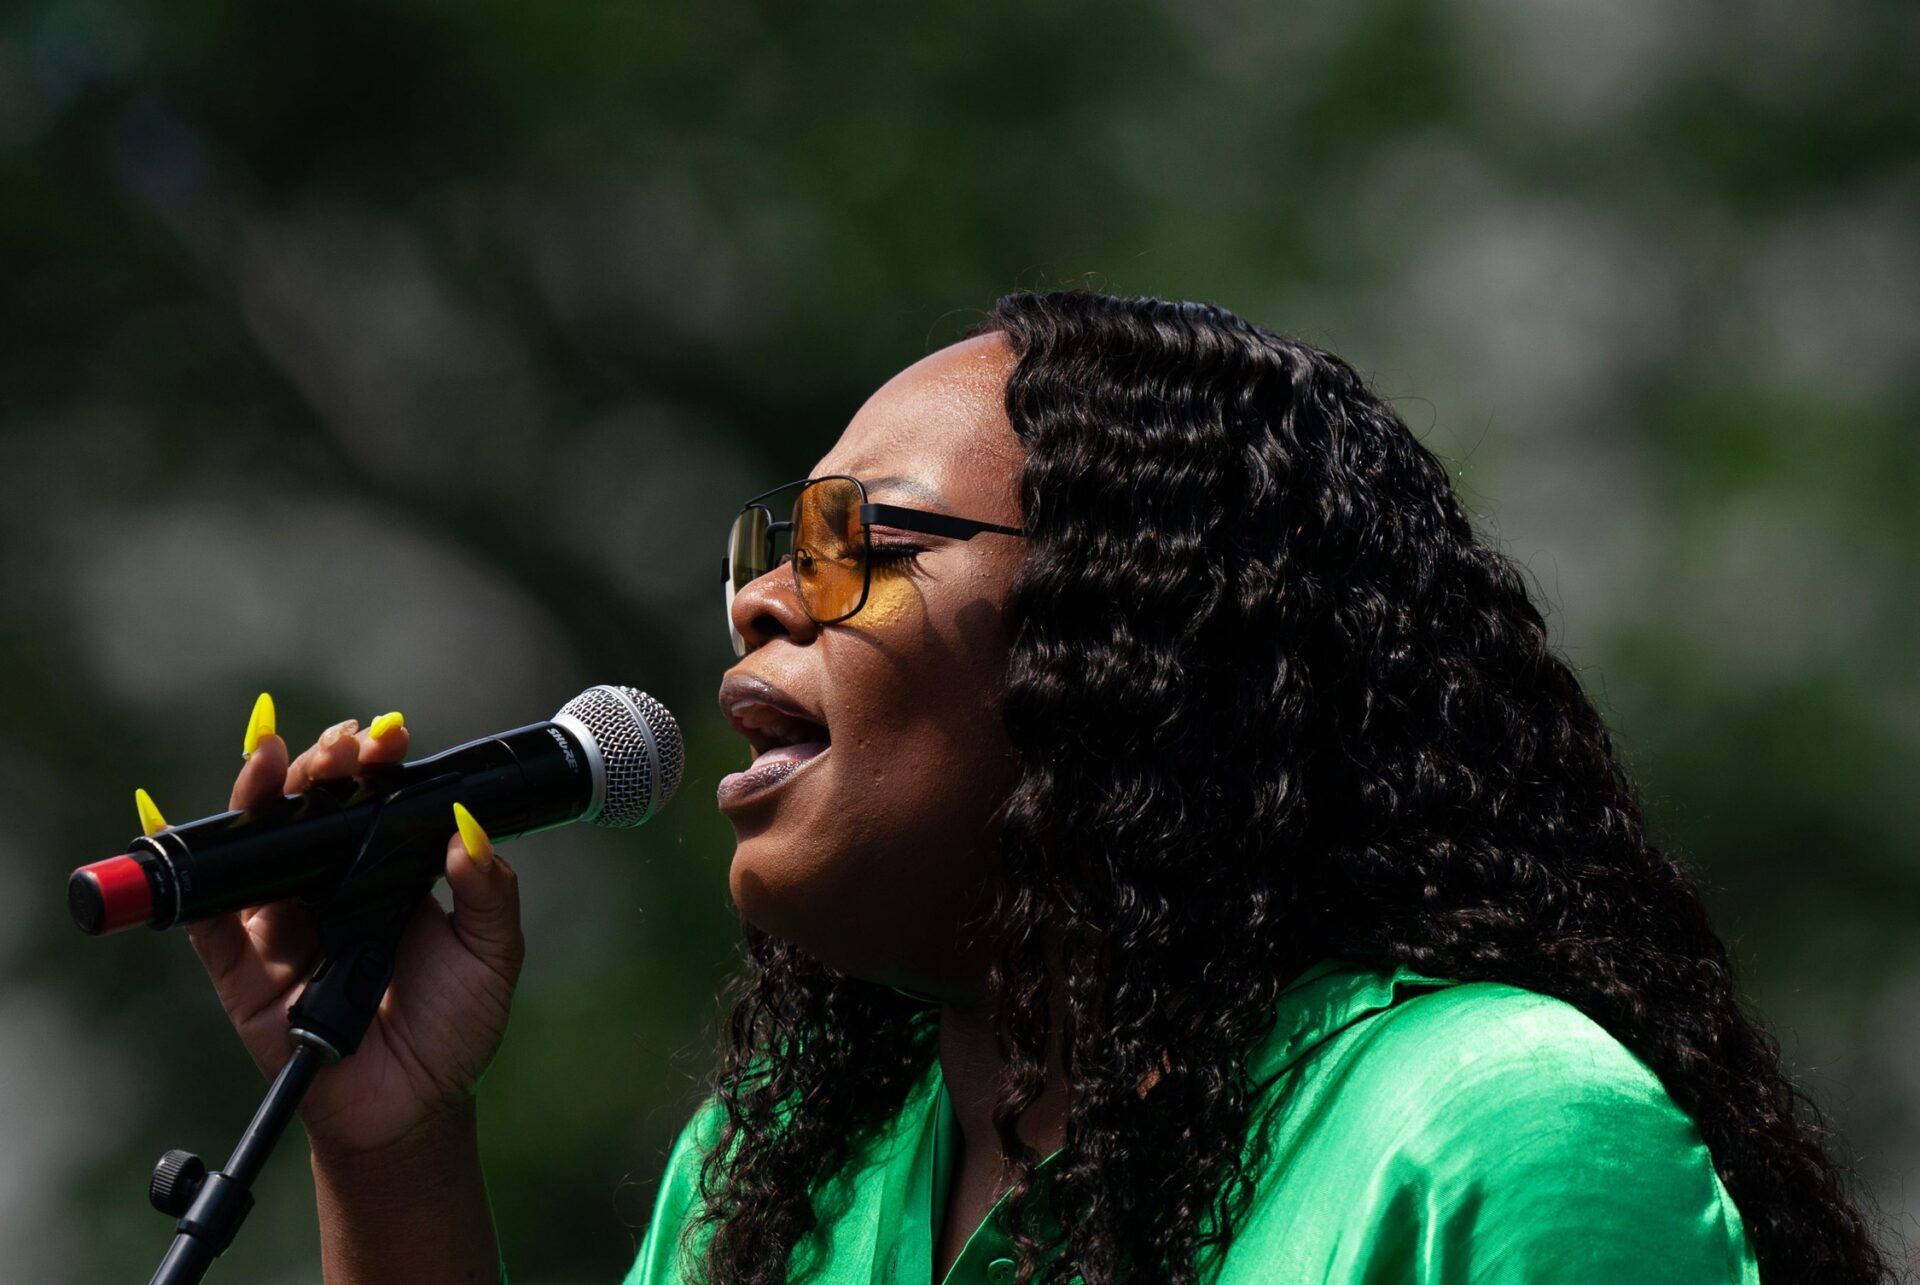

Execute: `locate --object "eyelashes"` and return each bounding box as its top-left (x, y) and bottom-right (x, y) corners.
top-left (868, 543), bottom-right (931, 580)
top-left (775, 543), bottom-right (930, 577)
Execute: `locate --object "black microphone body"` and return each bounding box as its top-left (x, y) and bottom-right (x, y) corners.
top-left (70, 684), bottom-right (685, 936)
top-left (75, 722), bottom-right (594, 934)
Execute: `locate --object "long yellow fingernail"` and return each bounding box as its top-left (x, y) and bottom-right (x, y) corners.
top-left (452, 803), bottom-right (494, 871)
top-left (135, 788), bottom-right (169, 837)
top-left (242, 692), bottom-right (276, 759)
top-left (368, 711), bottom-right (405, 741)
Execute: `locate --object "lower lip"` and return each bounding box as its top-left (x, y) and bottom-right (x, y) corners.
top-left (717, 742), bottom-right (830, 810)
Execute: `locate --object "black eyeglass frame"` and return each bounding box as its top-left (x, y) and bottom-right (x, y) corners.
top-left (723, 474), bottom-right (1025, 650)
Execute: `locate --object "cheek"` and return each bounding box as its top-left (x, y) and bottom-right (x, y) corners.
top-left (831, 576), bottom-right (1014, 839)
top-left (848, 571), bottom-right (919, 633)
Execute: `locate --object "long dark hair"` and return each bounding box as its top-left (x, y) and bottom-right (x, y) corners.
top-left (684, 289), bottom-right (1894, 1283)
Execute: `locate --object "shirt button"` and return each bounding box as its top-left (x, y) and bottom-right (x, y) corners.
top-left (987, 1258), bottom-right (1015, 1283)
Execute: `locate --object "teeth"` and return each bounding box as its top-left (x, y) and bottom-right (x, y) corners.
top-left (731, 701), bottom-right (829, 756)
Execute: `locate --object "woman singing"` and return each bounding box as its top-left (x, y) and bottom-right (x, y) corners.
top-left (187, 290), bottom-right (1892, 1282)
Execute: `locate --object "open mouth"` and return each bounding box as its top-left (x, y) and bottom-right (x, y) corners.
top-left (717, 675), bottom-right (831, 808)
top-left (736, 705), bottom-right (830, 768)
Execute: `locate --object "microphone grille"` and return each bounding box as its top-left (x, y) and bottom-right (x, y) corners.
top-left (554, 686), bottom-right (685, 827)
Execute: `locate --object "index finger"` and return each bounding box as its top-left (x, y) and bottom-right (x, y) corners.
top-left (230, 735), bottom-right (291, 811)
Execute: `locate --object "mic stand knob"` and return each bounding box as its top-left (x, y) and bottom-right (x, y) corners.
top-left (149, 1150), bottom-right (207, 1218)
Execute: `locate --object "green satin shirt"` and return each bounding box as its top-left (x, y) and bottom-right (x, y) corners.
top-left (620, 958), bottom-right (1760, 1283)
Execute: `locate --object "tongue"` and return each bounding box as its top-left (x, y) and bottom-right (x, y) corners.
top-left (755, 741), bottom-right (827, 769)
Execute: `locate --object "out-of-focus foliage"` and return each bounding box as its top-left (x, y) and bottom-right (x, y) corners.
top-left (1, 0), bottom-right (1915, 1278)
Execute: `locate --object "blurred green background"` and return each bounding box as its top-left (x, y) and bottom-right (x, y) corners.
top-left (3, 0), bottom-right (1916, 1278)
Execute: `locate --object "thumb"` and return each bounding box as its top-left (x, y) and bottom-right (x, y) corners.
top-left (445, 805), bottom-right (524, 982)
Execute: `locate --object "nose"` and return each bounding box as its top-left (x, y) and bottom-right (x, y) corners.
top-left (730, 562), bottom-right (819, 653)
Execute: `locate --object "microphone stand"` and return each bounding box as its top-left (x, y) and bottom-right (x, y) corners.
top-left (143, 772), bottom-right (459, 1285)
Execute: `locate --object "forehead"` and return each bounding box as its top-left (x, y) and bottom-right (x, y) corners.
top-left (814, 332), bottom-right (1023, 504)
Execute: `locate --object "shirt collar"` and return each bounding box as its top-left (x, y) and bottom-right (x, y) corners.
top-left (1246, 955), bottom-right (1456, 1084)
top-left (924, 954), bottom-right (1455, 1176)
top-left (895, 956), bottom-right (1456, 1283)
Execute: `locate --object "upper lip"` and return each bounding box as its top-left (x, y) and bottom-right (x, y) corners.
top-left (718, 673), bottom-right (830, 758)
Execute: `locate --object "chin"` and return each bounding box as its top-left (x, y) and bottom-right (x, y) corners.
top-left (725, 844), bottom-right (783, 932)
top-left (724, 841), bottom-right (925, 984)
top-left (727, 841), bottom-right (837, 955)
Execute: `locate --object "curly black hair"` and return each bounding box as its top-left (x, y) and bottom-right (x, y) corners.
top-left (683, 289), bottom-right (1896, 1283)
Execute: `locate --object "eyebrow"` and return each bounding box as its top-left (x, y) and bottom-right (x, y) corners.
top-left (859, 474), bottom-right (948, 510)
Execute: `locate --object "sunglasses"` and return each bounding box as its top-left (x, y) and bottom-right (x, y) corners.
top-left (723, 474), bottom-right (1025, 656)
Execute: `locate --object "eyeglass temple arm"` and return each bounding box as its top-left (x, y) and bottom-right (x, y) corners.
top-left (858, 503), bottom-right (1024, 540)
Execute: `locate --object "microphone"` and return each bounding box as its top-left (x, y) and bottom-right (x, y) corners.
top-left (67, 685), bottom-right (685, 936)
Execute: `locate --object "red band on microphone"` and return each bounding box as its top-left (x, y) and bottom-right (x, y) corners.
top-left (71, 855), bottom-right (154, 934)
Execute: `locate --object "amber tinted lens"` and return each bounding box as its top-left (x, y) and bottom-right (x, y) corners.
top-left (726, 505), bottom-right (773, 655)
top-left (792, 478), bottom-right (868, 622)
